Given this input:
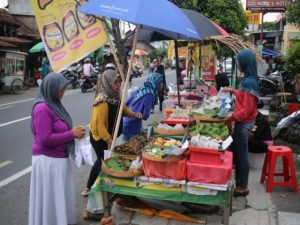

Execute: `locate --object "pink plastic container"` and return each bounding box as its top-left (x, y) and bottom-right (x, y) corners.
top-left (189, 146), bottom-right (223, 165)
top-left (187, 151), bottom-right (233, 184)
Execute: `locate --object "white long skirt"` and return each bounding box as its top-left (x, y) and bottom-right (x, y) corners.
top-left (28, 155), bottom-right (76, 225)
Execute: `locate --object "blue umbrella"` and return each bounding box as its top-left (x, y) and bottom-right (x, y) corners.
top-left (78, 0), bottom-right (200, 40)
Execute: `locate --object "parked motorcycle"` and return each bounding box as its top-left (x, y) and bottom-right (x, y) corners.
top-left (259, 70), bottom-right (295, 96)
top-left (131, 66), bottom-right (143, 78)
top-left (61, 64), bottom-right (81, 89)
top-left (79, 74), bottom-right (98, 93)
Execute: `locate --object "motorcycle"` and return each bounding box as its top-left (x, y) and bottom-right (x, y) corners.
top-left (259, 70), bottom-right (295, 96)
top-left (61, 64), bottom-right (81, 89)
top-left (131, 66), bottom-right (143, 78)
top-left (79, 74), bottom-right (98, 93)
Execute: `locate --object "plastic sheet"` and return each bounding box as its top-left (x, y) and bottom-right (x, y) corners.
top-left (142, 157), bottom-right (187, 180)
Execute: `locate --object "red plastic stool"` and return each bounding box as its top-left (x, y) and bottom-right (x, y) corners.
top-left (260, 146), bottom-right (298, 193)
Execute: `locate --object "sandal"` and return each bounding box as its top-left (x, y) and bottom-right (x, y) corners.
top-left (233, 187), bottom-right (249, 197)
top-left (81, 188), bottom-right (90, 197)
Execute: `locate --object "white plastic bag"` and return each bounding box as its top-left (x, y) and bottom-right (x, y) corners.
top-left (74, 139), bottom-right (83, 167)
top-left (104, 149), bottom-right (112, 160)
top-left (74, 136), bottom-right (94, 166)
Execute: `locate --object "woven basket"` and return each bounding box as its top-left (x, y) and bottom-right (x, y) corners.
top-left (192, 114), bottom-right (228, 123)
top-left (153, 127), bottom-right (186, 136)
top-left (102, 155), bottom-right (143, 178)
top-left (142, 151), bottom-right (183, 162)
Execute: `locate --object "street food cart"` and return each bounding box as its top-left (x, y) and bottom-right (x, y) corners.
top-left (0, 50), bottom-right (27, 94)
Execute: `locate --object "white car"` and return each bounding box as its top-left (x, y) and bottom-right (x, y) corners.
top-left (224, 58), bottom-right (232, 74)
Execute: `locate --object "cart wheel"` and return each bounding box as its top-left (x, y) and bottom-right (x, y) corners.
top-left (22, 78), bottom-right (31, 90)
top-left (11, 78), bottom-right (23, 94)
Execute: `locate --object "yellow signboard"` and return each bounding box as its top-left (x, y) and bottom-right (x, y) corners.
top-left (246, 12), bottom-right (261, 25)
top-left (167, 40), bottom-right (187, 59)
top-left (31, 0), bottom-right (108, 72)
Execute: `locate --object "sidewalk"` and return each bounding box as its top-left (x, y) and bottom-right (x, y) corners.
top-left (78, 107), bottom-right (300, 225)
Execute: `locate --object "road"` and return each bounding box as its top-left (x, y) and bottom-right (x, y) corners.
top-left (0, 69), bottom-right (176, 225)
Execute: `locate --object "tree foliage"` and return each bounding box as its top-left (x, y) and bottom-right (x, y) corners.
top-left (285, 42), bottom-right (300, 78)
top-left (287, 0), bottom-right (300, 27)
top-left (170, 0), bottom-right (247, 35)
top-left (261, 22), bottom-right (277, 31)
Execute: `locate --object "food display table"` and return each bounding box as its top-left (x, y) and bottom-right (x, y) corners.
top-left (93, 173), bottom-right (233, 225)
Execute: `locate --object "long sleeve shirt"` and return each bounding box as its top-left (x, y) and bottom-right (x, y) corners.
top-left (90, 100), bottom-right (133, 141)
top-left (229, 89), bottom-right (257, 123)
top-left (123, 94), bottom-right (154, 135)
top-left (32, 103), bottom-right (74, 158)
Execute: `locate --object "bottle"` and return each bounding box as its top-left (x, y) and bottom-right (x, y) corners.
top-left (43, 21), bottom-right (64, 52)
top-left (62, 10), bottom-right (80, 42)
top-left (75, 1), bottom-right (96, 30)
top-left (38, 0), bottom-right (53, 10)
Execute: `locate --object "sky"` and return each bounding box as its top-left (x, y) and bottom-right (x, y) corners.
top-left (0, 0), bottom-right (279, 22)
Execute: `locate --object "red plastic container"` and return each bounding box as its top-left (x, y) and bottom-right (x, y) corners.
top-left (187, 151), bottom-right (233, 184)
top-left (288, 103), bottom-right (300, 115)
top-left (189, 146), bottom-right (223, 165)
top-left (142, 157), bottom-right (187, 180)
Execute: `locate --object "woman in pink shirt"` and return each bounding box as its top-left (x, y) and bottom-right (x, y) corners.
top-left (29, 72), bottom-right (85, 225)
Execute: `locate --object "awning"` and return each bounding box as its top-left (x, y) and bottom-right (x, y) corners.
top-left (0, 40), bottom-right (18, 47)
top-left (262, 48), bottom-right (281, 57)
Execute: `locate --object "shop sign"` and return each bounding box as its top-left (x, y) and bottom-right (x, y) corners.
top-left (31, 0), bottom-right (108, 72)
top-left (201, 45), bottom-right (216, 81)
top-left (246, 12), bottom-right (261, 24)
top-left (246, 0), bottom-right (292, 12)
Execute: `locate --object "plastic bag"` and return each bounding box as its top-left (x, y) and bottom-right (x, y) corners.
top-left (74, 139), bottom-right (83, 167)
top-left (104, 149), bottom-right (112, 160)
top-left (74, 136), bottom-right (94, 166)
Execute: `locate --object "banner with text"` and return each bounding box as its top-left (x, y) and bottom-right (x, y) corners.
top-left (201, 45), bottom-right (216, 81)
top-left (246, 0), bottom-right (292, 12)
top-left (31, 0), bottom-right (108, 72)
top-left (246, 12), bottom-right (261, 24)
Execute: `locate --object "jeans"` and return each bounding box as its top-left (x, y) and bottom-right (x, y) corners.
top-left (232, 121), bottom-right (255, 187)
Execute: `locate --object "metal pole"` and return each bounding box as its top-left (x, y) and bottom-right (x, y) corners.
top-left (260, 12), bottom-right (265, 44)
top-left (174, 40), bottom-right (181, 107)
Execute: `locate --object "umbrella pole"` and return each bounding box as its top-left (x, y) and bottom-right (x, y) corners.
top-left (110, 25), bottom-right (140, 151)
top-left (101, 18), bottom-right (125, 81)
top-left (174, 40), bottom-right (181, 107)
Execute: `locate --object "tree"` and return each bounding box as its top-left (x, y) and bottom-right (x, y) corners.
top-left (287, 0), bottom-right (300, 26)
top-left (103, 19), bottom-right (135, 75)
top-left (170, 0), bottom-right (247, 35)
top-left (285, 42), bottom-right (300, 77)
top-left (261, 22), bottom-right (277, 31)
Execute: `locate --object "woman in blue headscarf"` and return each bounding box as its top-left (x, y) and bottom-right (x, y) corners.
top-left (223, 49), bottom-right (259, 197)
top-left (123, 72), bottom-right (164, 141)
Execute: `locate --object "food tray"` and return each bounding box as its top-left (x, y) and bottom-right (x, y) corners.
top-left (142, 151), bottom-right (183, 162)
top-left (102, 155), bottom-right (143, 178)
top-left (192, 114), bottom-right (228, 123)
top-left (162, 119), bottom-right (195, 125)
top-left (153, 127), bottom-right (186, 136)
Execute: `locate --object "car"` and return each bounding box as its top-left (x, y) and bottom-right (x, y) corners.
top-left (224, 58), bottom-right (232, 74)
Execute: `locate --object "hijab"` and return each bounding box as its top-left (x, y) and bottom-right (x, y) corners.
top-left (32, 72), bottom-right (74, 156)
top-left (131, 72), bottom-right (163, 106)
top-left (236, 49), bottom-right (259, 99)
top-left (94, 69), bottom-right (121, 106)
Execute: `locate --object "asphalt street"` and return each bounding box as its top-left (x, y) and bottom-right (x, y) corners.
top-left (0, 69), bottom-right (176, 225)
